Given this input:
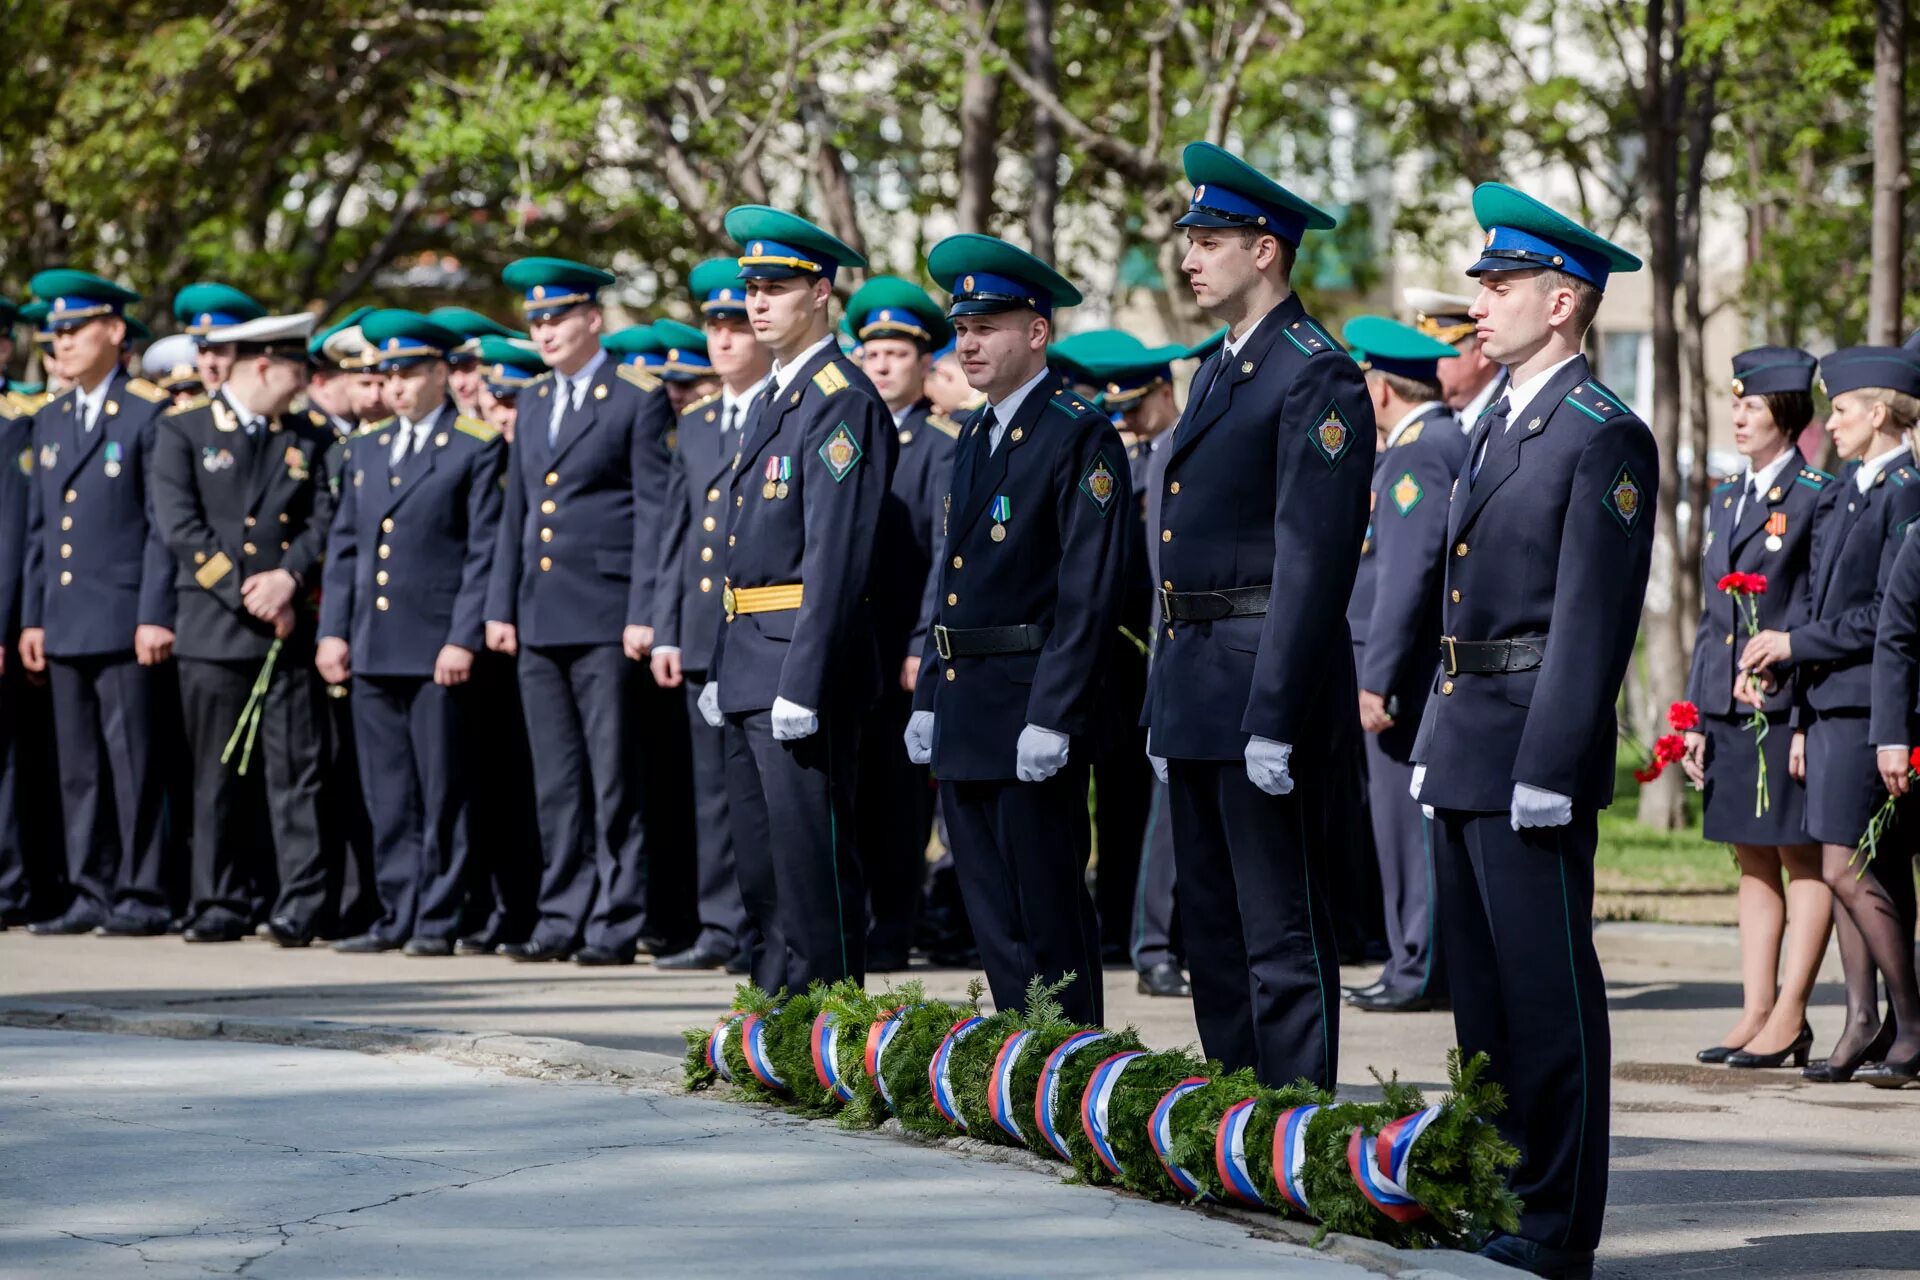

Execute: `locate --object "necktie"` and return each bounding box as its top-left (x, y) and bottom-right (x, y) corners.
top-left (1735, 476), bottom-right (1760, 528)
top-left (1469, 396), bottom-right (1511, 484)
top-left (548, 377), bottom-right (570, 447)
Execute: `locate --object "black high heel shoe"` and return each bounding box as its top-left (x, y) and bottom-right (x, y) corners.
top-left (1695, 1044), bottom-right (1740, 1064)
top-left (1856, 1051), bottom-right (1920, 1089)
top-left (1803, 1021), bottom-right (1895, 1083)
top-left (1726, 1021), bottom-right (1813, 1068)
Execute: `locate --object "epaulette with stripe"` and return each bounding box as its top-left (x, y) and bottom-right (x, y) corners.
top-left (1795, 466), bottom-right (1833, 491)
top-left (812, 362), bottom-right (850, 397)
top-left (1563, 380), bottom-right (1632, 424)
top-left (123, 376), bottom-right (169, 404)
top-left (616, 364), bottom-right (661, 392)
top-left (1887, 466), bottom-right (1913, 489)
top-left (1280, 317), bottom-right (1344, 357)
top-left (1045, 387), bottom-right (1100, 420)
top-left (680, 390), bottom-right (721, 418)
top-left (355, 417), bottom-right (394, 437)
top-left (927, 413), bottom-right (961, 440)
top-left (165, 394), bottom-right (211, 416)
top-left (454, 415), bottom-right (500, 443)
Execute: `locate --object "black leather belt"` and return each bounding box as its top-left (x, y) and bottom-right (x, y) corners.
top-left (934, 623), bottom-right (1047, 660)
top-left (1158, 584), bottom-right (1271, 623)
top-left (1441, 633), bottom-right (1547, 676)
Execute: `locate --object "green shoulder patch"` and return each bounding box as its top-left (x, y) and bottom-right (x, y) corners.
top-left (1565, 380), bottom-right (1630, 424)
top-left (1389, 471), bottom-right (1423, 515)
top-left (616, 363), bottom-right (661, 392)
top-left (812, 363), bottom-right (850, 397)
top-left (817, 422), bottom-right (863, 482)
top-left (454, 415), bottom-right (500, 443)
top-left (1306, 401), bottom-right (1357, 468)
top-left (123, 376), bottom-right (168, 404)
top-left (1795, 466), bottom-right (1833, 491)
top-left (928, 413), bottom-right (961, 440)
top-left (1078, 451), bottom-right (1119, 515)
top-left (1046, 388), bottom-right (1098, 420)
top-left (1604, 463), bottom-right (1645, 533)
top-left (165, 394), bottom-right (211, 417)
top-left (1281, 317), bottom-right (1344, 358)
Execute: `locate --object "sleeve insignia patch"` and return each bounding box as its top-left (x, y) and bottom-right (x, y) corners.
top-left (1307, 401), bottom-right (1355, 469)
top-left (1390, 471), bottom-right (1423, 515)
top-left (817, 422), bottom-right (862, 482)
top-left (1079, 451), bottom-right (1118, 515)
top-left (812, 363), bottom-right (850, 397)
top-left (1605, 464), bottom-right (1644, 533)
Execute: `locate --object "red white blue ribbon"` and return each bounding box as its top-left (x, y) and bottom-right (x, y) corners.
top-left (740, 1011), bottom-right (786, 1093)
top-left (1079, 1050), bottom-right (1147, 1177)
top-left (1213, 1097), bottom-right (1267, 1207)
top-left (811, 1010), bottom-right (854, 1103)
top-left (1270, 1103), bottom-right (1320, 1217)
top-left (929, 1016), bottom-right (985, 1130)
top-left (1034, 1031), bottom-right (1109, 1159)
top-left (865, 1006), bottom-right (910, 1111)
top-left (987, 1030), bottom-right (1035, 1142)
top-left (1350, 1105), bottom-right (1441, 1223)
top-left (705, 1011), bottom-right (747, 1083)
top-left (1148, 1077), bottom-right (1213, 1200)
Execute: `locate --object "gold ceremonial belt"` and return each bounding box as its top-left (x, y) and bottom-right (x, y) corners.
top-left (723, 581), bottom-right (805, 621)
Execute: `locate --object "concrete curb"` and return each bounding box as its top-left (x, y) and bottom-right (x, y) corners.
top-left (2, 1001), bottom-right (1513, 1279)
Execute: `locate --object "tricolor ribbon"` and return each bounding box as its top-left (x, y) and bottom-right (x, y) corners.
top-left (865, 1005), bottom-right (909, 1111)
top-left (1034, 1031), bottom-right (1109, 1159)
top-left (740, 1011), bottom-right (786, 1093)
top-left (1148, 1078), bottom-right (1213, 1200)
top-left (811, 1010), bottom-right (854, 1103)
top-left (1349, 1105), bottom-right (1442, 1223)
top-left (1213, 1097), bottom-right (1268, 1207)
top-left (987, 1030), bottom-right (1035, 1142)
top-left (705, 1011), bottom-right (747, 1083)
top-left (1270, 1103), bottom-right (1319, 1217)
top-left (929, 1016), bottom-right (985, 1130)
top-left (1079, 1050), bottom-right (1146, 1176)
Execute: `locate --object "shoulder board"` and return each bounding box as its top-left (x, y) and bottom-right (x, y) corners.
top-left (1563, 380), bottom-right (1631, 424)
top-left (1889, 467), bottom-right (1913, 488)
top-left (454, 415), bottom-right (500, 443)
top-left (1280, 317), bottom-right (1344, 358)
top-left (615, 364), bottom-right (661, 392)
top-left (1394, 421), bottom-right (1425, 447)
top-left (1713, 479), bottom-right (1737, 493)
top-left (1046, 388), bottom-right (1099, 420)
top-left (164, 394), bottom-right (211, 417)
top-left (307, 409), bottom-right (328, 428)
top-left (812, 362), bottom-right (850, 397)
top-left (355, 417), bottom-right (394, 437)
top-left (123, 376), bottom-right (168, 404)
top-left (1794, 466), bottom-right (1833, 491)
top-left (680, 390), bottom-right (721, 418)
top-left (927, 413), bottom-right (961, 440)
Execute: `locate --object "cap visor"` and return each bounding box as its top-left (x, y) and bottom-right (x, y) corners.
top-left (1174, 210), bottom-right (1248, 230)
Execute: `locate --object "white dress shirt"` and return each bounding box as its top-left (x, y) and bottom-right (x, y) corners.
top-left (74, 371), bottom-right (114, 433)
top-left (1733, 447), bottom-right (1797, 526)
top-left (985, 364), bottom-right (1052, 454)
top-left (547, 348), bottom-right (609, 445)
top-left (1222, 306), bottom-right (1274, 361)
top-left (1856, 443), bottom-right (1909, 495)
top-left (1459, 368), bottom-right (1505, 433)
top-left (391, 403), bottom-right (445, 465)
top-left (768, 333), bottom-right (838, 399)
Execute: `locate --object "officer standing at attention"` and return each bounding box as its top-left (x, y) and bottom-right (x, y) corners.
top-left (1140, 144), bottom-right (1373, 1089)
top-left (151, 312), bottom-right (337, 945)
top-left (1338, 316), bottom-right (1466, 1014)
top-left (484, 257), bottom-right (673, 965)
top-left (317, 311), bottom-right (505, 955)
top-left (1404, 287), bottom-right (1507, 431)
top-left (653, 318), bottom-right (722, 414)
top-left (424, 307), bottom-right (525, 419)
top-left (842, 274), bottom-right (957, 971)
top-left (175, 283), bottom-right (267, 395)
top-left (651, 258), bottom-right (771, 973)
top-left (16, 271), bottom-right (177, 937)
top-left (1409, 185), bottom-right (1655, 1278)
top-left (905, 233), bottom-right (1129, 1026)
top-left (694, 206), bottom-right (893, 993)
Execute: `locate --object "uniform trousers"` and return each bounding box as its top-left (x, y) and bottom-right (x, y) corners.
top-left (1167, 757), bottom-right (1339, 1090)
top-left (178, 654), bottom-right (328, 929)
top-left (858, 683), bottom-right (935, 964)
top-left (320, 681), bottom-right (379, 936)
top-left (1129, 777), bottom-right (1181, 972)
top-left (1431, 806), bottom-right (1610, 1254)
top-left (47, 653), bottom-right (170, 924)
top-left (944, 763), bottom-right (1104, 1026)
top-left (517, 643), bottom-right (650, 952)
top-left (636, 675), bottom-right (698, 951)
top-left (466, 650), bottom-right (539, 943)
top-left (0, 660), bottom-right (63, 916)
top-left (352, 675), bottom-right (471, 942)
top-left (723, 707), bottom-right (864, 993)
top-left (683, 672), bottom-right (746, 955)
top-left (1364, 734), bottom-right (1444, 1000)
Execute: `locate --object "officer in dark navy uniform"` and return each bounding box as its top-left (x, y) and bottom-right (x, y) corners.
top-left (317, 311), bottom-right (505, 955)
top-left (424, 306), bottom-right (524, 419)
top-left (174, 283), bottom-right (267, 396)
top-left (651, 259), bottom-right (772, 972)
top-left (151, 312), bottom-right (337, 945)
top-left (15, 271), bottom-right (177, 937)
top-left (1409, 185), bottom-right (1657, 1278)
top-left (842, 274), bottom-right (956, 971)
top-left (1140, 144), bottom-right (1373, 1089)
top-left (906, 234), bottom-right (1129, 1026)
top-left (653, 318), bottom-right (721, 416)
top-left (1338, 316), bottom-right (1467, 1014)
top-left (694, 206), bottom-right (894, 994)
top-left (484, 257), bottom-right (676, 965)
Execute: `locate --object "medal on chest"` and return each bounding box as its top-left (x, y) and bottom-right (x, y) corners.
top-left (990, 495), bottom-right (1010, 542)
top-left (1765, 510), bottom-right (1786, 552)
top-left (762, 455), bottom-right (791, 499)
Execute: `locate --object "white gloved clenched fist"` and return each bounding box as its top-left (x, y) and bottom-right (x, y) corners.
top-left (904, 710), bottom-right (934, 765)
top-left (697, 681), bottom-right (724, 728)
top-left (1015, 724), bottom-right (1070, 783)
top-left (1510, 782), bottom-right (1573, 831)
top-left (771, 696), bottom-right (819, 742)
top-left (1244, 736), bottom-right (1293, 796)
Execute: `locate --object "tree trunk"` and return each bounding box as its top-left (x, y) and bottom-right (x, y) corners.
top-left (1025, 0), bottom-right (1058, 261)
top-left (1677, 62), bottom-right (1718, 638)
top-left (1637, 0), bottom-right (1691, 831)
top-left (1868, 0), bottom-right (1907, 344)
top-left (956, 0), bottom-right (1002, 235)
top-left (801, 96), bottom-right (867, 289)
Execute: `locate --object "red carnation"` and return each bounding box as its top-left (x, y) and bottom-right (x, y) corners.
top-left (1743, 573), bottom-right (1768, 595)
top-left (1667, 701), bottom-right (1700, 732)
top-left (1716, 572), bottom-right (1742, 593)
top-left (1909, 746), bottom-right (1920, 775)
top-left (1633, 763), bottom-right (1661, 784)
top-left (1654, 733), bottom-right (1688, 765)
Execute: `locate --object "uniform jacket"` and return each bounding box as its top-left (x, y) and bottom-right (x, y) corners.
top-left (1870, 528), bottom-right (1920, 747)
top-left (318, 402), bottom-right (506, 677)
top-left (710, 341), bottom-right (895, 714)
top-left (911, 378), bottom-right (1133, 780)
top-left (483, 360), bottom-right (674, 648)
top-left (1411, 355), bottom-right (1658, 811)
top-left (654, 389), bottom-right (734, 673)
top-left (23, 371), bottom-right (177, 656)
top-left (1684, 449), bottom-right (1830, 719)
top-left (876, 399), bottom-right (960, 672)
top-left (150, 391), bottom-right (336, 662)
top-left (1347, 402), bottom-right (1468, 760)
top-left (1140, 294), bottom-right (1376, 761)
top-left (0, 401), bottom-right (31, 643)
top-left (1793, 455), bottom-right (1920, 715)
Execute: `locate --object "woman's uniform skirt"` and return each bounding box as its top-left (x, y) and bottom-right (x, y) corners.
top-left (1701, 711), bottom-right (1808, 844)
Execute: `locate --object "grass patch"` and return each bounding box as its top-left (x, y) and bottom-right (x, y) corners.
top-left (1598, 747), bottom-right (1736, 896)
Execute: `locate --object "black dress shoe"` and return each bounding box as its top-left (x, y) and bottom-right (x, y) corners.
top-left (1348, 988), bottom-right (1437, 1013)
top-left (1856, 1050), bottom-right (1920, 1089)
top-left (1476, 1233), bottom-right (1594, 1280)
top-left (635, 934), bottom-right (671, 957)
top-left (456, 933), bottom-right (501, 956)
top-left (574, 944), bottom-right (635, 966)
top-left (28, 908), bottom-right (105, 936)
top-left (184, 914), bottom-right (248, 943)
top-left (1804, 1021), bottom-right (1896, 1083)
top-left (656, 942), bottom-right (732, 971)
top-left (1342, 980), bottom-right (1387, 1000)
top-left (403, 936), bottom-right (453, 957)
top-left (95, 914), bottom-right (168, 937)
top-left (1136, 961), bottom-right (1192, 998)
top-left (332, 932), bottom-right (402, 954)
top-left (1727, 1022), bottom-right (1813, 1069)
top-left (724, 948), bottom-right (753, 975)
top-left (503, 939), bottom-right (573, 963)
top-left (265, 916), bottom-right (314, 948)
top-left (1695, 1044), bottom-right (1740, 1064)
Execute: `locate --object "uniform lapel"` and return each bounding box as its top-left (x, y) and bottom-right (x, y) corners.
top-left (1812, 477), bottom-right (1867, 611)
top-left (1731, 450), bottom-right (1801, 558)
top-left (54, 372), bottom-right (118, 488)
top-left (1170, 297), bottom-right (1296, 464)
top-left (953, 379), bottom-right (1050, 540)
top-left (1450, 355), bottom-right (1591, 541)
top-left (742, 343), bottom-right (836, 471)
top-left (383, 404), bottom-right (452, 516)
top-left (545, 365), bottom-right (605, 471)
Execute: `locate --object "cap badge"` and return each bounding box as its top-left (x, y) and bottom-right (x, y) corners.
top-left (1194, 184), bottom-right (1205, 202)
top-left (532, 285), bottom-right (546, 300)
top-left (962, 275), bottom-right (975, 293)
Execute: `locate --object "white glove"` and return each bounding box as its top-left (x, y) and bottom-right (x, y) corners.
top-left (1146, 731), bottom-right (1168, 784)
top-left (1015, 724), bottom-right (1070, 783)
top-left (771, 696), bottom-right (819, 742)
top-left (1510, 782), bottom-right (1573, 831)
top-left (697, 680), bottom-right (724, 728)
top-left (1410, 764), bottom-right (1426, 800)
top-left (905, 710), bottom-right (934, 765)
top-left (1244, 736), bottom-right (1293, 796)
top-left (1422, 803), bottom-right (1435, 820)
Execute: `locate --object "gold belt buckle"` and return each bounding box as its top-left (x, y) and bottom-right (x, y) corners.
top-left (722, 580), bottom-right (737, 621)
top-left (1442, 635), bottom-right (1459, 677)
top-left (934, 625), bottom-right (952, 661)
